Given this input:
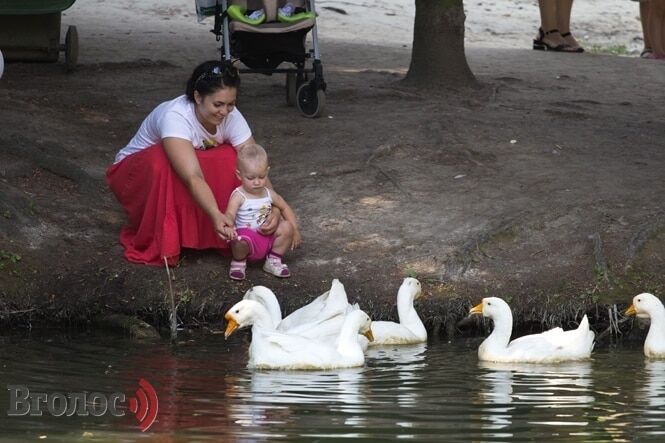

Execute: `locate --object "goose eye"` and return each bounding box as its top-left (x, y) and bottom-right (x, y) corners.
top-left (235, 309), bottom-right (240, 313)
top-left (487, 302), bottom-right (492, 306)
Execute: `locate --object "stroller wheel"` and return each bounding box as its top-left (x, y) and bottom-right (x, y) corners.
top-left (64, 25), bottom-right (79, 73)
top-left (286, 73), bottom-right (297, 107)
top-left (296, 83), bottom-right (325, 118)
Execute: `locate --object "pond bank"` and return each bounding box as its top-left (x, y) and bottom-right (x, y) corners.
top-left (0, 252), bottom-right (653, 349)
top-left (1, 37), bottom-right (664, 344)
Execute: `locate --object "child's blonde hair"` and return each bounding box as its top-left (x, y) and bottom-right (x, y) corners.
top-left (237, 144), bottom-right (268, 172)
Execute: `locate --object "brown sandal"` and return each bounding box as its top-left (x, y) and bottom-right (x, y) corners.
top-left (533, 28), bottom-right (572, 52)
top-left (561, 32), bottom-right (584, 53)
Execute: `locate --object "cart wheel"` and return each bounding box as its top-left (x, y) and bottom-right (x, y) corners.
top-left (296, 83), bottom-right (325, 118)
top-left (286, 72), bottom-right (296, 107)
top-left (64, 25), bottom-right (79, 72)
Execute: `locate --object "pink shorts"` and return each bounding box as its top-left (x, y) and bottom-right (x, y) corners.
top-left (234, 228), bottom-right (274, 262)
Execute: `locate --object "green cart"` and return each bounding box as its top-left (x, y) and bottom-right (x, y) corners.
top-left (0, 0), bottom-right (78, 71)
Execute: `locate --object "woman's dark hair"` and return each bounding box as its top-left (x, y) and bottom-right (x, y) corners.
top-left (185, 60), bottom-right (241, 101)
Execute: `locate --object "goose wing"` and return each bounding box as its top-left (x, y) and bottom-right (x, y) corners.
top-left (279, 279), bottom-right (349, 331)
top-left (505, 317), bottom-right (594, 362)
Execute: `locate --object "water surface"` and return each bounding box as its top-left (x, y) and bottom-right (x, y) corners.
top-left (0, 332), bottom-right (663, 441)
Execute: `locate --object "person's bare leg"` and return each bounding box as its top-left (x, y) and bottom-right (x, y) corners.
top-left (538, 0), bottom-right (558, 32)
top-left (661, 1), bottom-right (665, 57)
top-left (231, 240), bottom-right (249, 260)
top-left (641, 0), bottom-right (652, 55)
top-left (558, 0), bottom-right (583, 50)
top-left (649, 0), bottom-right (665, 57)
top-left (269, 219), bottom-right (294, 256)
top-left (536, 0), bottom-right (570, 50)
top-left (229, 240), bottom-right (250, 280)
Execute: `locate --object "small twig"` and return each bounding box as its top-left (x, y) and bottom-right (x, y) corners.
top-left (2, 308), bottom-right (36, 315)
top-left (476, 241), bottom-right (493, 259)
top-left (588, 232), bottom-right (610, 282)
top-left (373, 164), bottom-right (411, 198)
top-left (163, 257), bottom-right (178, 343)
top-left (609, 304), bottom-right (619, 337)
top-left (596, 305), bottom-right (630, 342)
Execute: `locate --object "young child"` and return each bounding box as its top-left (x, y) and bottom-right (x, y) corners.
top-left (224, 144), bottom-right (301, 280)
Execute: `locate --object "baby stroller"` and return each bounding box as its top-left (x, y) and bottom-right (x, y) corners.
top-left (198, 0), bottom-right (326, 118)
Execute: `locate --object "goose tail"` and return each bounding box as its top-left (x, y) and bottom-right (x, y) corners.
top-left (578, 314), bottom-right (595, 354)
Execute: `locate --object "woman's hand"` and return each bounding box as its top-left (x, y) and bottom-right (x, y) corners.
top-left (259, 207), bottom-right (281, 236)
top-left (213, 212), bottom-right (237, 241)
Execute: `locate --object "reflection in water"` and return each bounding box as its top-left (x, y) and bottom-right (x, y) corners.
top-left (645, 360), bottom-right (665, 407)
top-left (366, 342), bottom-right (428, 367)
top-left (478, 367), bottom-right (514, 433)
top-left (367, 343), bottom-right (427, 407)
top-left (366, 343), bottom-right (427, 437)
top-left (640, 360), bottom-right (665, 435)
top-left (228, 343), bottom-right (430, 439)
top-left (478, 361), bottom-right (594, 438)
top-left (228, 367), bottom-right (369, 439)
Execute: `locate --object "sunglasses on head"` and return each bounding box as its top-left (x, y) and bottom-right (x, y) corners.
top-left (195, 64), bottom-right (238, 87)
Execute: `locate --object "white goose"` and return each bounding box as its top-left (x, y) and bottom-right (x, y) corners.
top-left (224, 299), bottom-right (374, 370)
top-left (243, 279), bottom-right (354, 342)
top-left (469, 297), bottom-right (595, 363)
top-left (364, 277), bottom-right (427, 346)
top-left (625, 293), bottom-right (665, 359)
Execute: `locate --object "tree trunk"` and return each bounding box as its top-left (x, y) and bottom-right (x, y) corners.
top-left (405, 0), bottom-right (476, 88)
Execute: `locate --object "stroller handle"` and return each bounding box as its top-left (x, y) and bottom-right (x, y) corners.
top-left (308, 0), bottom-right (321, 61)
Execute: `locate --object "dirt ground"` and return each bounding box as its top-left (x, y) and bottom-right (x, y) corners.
top-left (1, 28), bottom-right (665, 338)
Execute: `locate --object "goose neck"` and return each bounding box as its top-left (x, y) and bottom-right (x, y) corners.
top-left (336, 318), bottom-right (363, 356)
top-left (487, 312), bottom-right (513, 347)
top-left (248, 290), bottom-right (282, 327)
top-left (252, 305), bottom-right (277, 330)
top-left (647, 306), bottom-right (665, 336)
top-left (396, 288), bottom-right (419, 319)
top-left (396, 288), bottom-right (426, 338)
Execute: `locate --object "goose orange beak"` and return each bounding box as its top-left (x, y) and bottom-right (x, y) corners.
top-left (625, 304), bottom-right (637, 316)
top-left (363, 328), bottom-right (374, 342)
top-left (469, 302), bottom-right (483, 315)
top-left (224, 312), bottom-right (239, 339)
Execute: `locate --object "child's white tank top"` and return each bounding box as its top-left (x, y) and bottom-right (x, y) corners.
top-left (233, 187), bottom-right (273, 230)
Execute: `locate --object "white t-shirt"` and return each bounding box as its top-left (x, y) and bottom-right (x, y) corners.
top-left (114, 95), bottom-right (252, 163)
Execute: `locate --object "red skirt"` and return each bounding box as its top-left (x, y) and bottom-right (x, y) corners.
top-left (106, 144), bottom-right (240, 266)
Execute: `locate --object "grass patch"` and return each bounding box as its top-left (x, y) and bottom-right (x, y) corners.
top-left (403, 265), bottom-right (418, 279)
top-left (0, 250), bottom-right (21, 271)
top-left (588, 44), bottom-right (632, 56)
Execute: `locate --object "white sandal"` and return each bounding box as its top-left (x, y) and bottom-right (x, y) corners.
top-left (263, 259), bottom-right (291, 278)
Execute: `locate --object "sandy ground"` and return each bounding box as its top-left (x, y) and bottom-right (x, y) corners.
top-left (1, 0), bottom-right (664, 335)
top-left (53, 0), bottom-right (645, 67)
